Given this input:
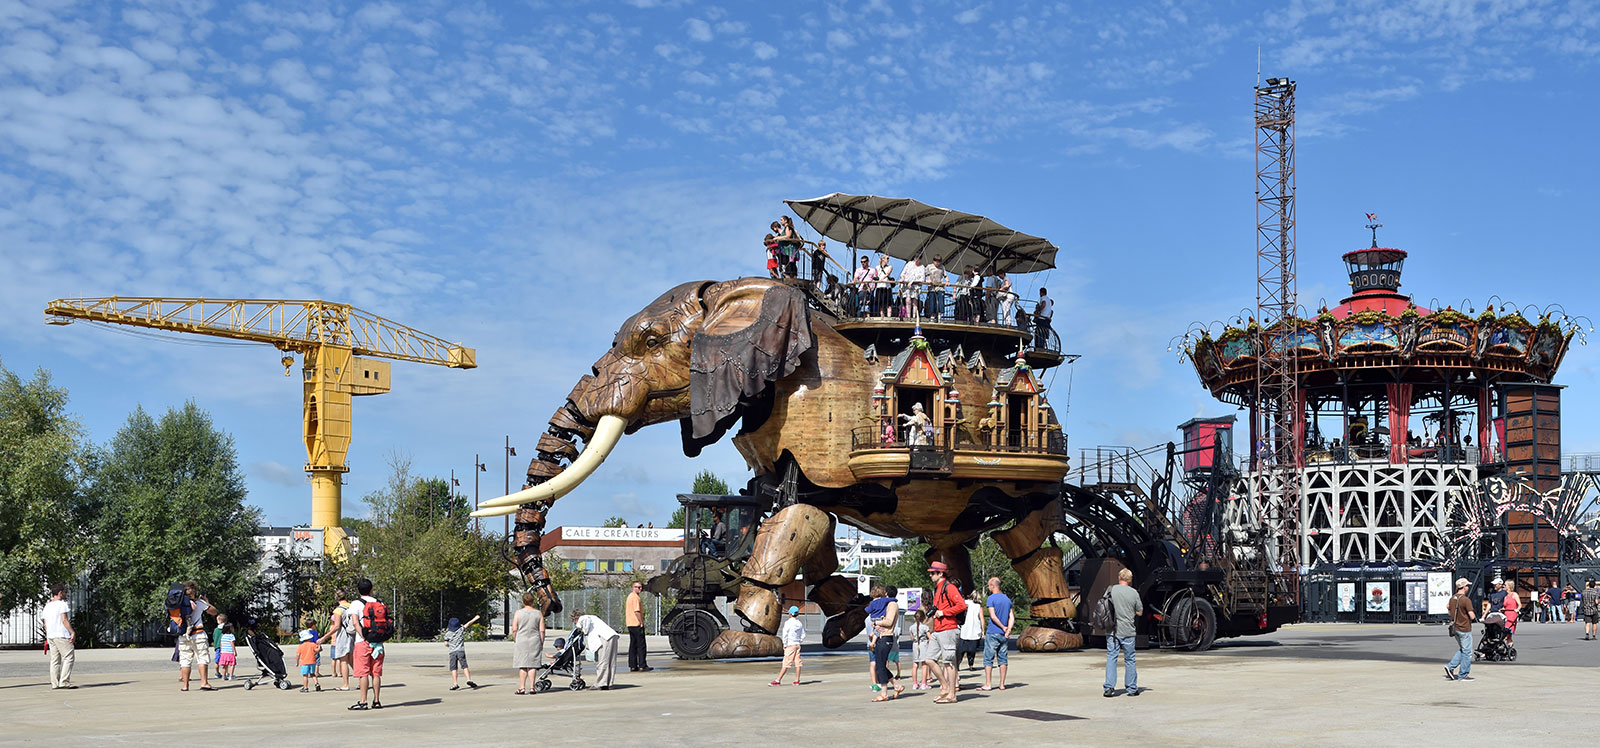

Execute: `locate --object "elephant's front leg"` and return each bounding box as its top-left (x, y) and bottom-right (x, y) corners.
top-left (995, 500), bottom-right (1083, 652)
top-left (708, 504), bottom-right (835, 659)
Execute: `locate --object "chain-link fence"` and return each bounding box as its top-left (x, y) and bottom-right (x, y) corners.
top-left (552, 589), bottom-right (669, 635)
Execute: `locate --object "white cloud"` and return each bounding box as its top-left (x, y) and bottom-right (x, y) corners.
top-left (826, 29), bottom-right (855, 49)
top-left (267, 59), bottom-right (322, 101)
top-left (686, 18), bottom-right (713, 41)
top-left (752, 41), bottom-right (777, 59)
top-left (955, 7), bottom-right (983, 24)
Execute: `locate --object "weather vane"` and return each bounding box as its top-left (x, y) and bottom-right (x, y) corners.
top-left (1364, 212), bottom-right (1383, 248)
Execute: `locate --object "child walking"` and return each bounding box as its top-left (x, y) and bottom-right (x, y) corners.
top-left (216, 624), bottom-right (237, 680)
top-left (296, 629), bottom-right (322, 693)
top-left (910, 608), bottom-right (933, 690)
top-left (771, 606), bottom-right (805, 686)
top-left (444, 615), bottom-right (481, 691)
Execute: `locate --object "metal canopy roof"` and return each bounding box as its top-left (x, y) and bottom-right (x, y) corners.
top-left (784, 193), bottom-right (1059, 274)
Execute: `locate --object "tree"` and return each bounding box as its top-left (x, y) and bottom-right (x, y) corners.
top-left (90, 402), bottom-right (262, 632)
top-left (540, 550), bottom-right (587, 592)
top-left (602, 516), bottom-right (628, 528)
top-left (673, 469), bottom-right (733, 528)
top-left (346, 454), bottom-right (508, 638)
top-left (0, 362), bottom-right (94, 618)
top-left (864, 534), bottom-right (1035, 624)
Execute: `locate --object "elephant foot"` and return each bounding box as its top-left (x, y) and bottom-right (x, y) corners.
top-left (821, 607), bottom-right (869, 649)
top-left (1017, 625), bottom-right (1083, 652)
top-left (707, 630), bottom-right (784, 659)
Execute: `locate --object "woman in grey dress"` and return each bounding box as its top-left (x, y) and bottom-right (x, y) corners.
top-left (512, 592), bottom-right (545, 694)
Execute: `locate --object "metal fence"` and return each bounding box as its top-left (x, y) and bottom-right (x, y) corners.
top-left (1, 586), bottom-right (167, 647)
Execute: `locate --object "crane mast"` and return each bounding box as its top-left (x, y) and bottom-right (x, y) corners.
top-left (45, 297), bottom-right (476, 557)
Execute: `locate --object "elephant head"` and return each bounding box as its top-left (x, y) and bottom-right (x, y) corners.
top-left (474, 278), bottom-right (814, 515)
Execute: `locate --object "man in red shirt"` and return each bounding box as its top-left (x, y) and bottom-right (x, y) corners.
top-left (926, 561), bottom-right (968, 704)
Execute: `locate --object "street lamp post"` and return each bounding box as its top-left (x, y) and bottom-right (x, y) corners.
top-left (504, 435), bottom-right (517, 638)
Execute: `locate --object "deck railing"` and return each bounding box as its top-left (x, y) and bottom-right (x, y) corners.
top-left (850, 423), bottom-right (1067, 455)
top-left (830, 280), bottom-right (1062, 353)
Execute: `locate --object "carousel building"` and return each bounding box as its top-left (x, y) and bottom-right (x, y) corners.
top-left (1183, 230), bottom-right (1585, 568)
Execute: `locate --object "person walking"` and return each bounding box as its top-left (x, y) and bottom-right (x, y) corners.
top-left (210, 612), bottom-right (228, 675)
top-left (346, 578), bottom-right (390, 710)
top-left (626, 581), bottom-right (652, 672)
top-left (981, 576), bottom-right (1014, 691)
top-left (1444, 577), bottom-right (1477, 680)
top-left (444, 615), bottom-right (481, 691)
top-left (1103, 568), bottom-right (1143, 697)
top-left (512, 593), bottom-right (544, 694)
top-left (772, 605), bottom-right (805, 686)
top-left (926, 561), bottom-right (968, 704)
top-left (43, 584), bottom-right (76, 690)
top-left (957, 586), bottom-right (984, 671)
top-left (296, 629), bottom-right (322, 692)
top-left (1548, 584), bottom-right (1564, 623)
top-left (868, 586), bottom-right (903, 702)
top-left (1582, 580), bottom-right (1600, 640)
top-left (572, 608), bottom-right (620, 690)
top-left (317, 593), bottom-right (355, 691)
top-left (1564, 584), bottom-right (1581, 624)
top-left (176, 581), bottom-right (219, 692)
top-left (216, 624), bottom-right (238, 681)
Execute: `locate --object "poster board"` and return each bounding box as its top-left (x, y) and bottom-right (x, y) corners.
top-left (1337, 583), bottom-right (1356, 612)
top-left (1365, 581), bottom-right (1390, 612)
top-left (1405, 581), bottom-right (1429, 612)
top-left (1426, 572), bottom-right (1453, 615)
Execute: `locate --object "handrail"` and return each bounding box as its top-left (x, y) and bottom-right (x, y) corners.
top-left (850, 424), bottom-right (1067, 455)
top-left (829, 280), bottom-right (1062, 353)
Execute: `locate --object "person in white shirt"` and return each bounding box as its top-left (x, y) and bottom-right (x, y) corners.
top-left (1033, 287), bottom-right (1054, 347)
top-left (852, 256), bottom-right (878, 316)
top-left (346, 577), bottom-right (387, 710)
top-left (925, 257), bottom-right (949, 320)
top-left (771, 605), bottom-right (806, 686)
top-left (43, 584), bottom-right (76, 689)
top-left (958, 586), bottom-right (985, 671)
top-left (176, 581), bottom-right (219, 691)
top-left (572, 609), bottom-right (621, 690)
top-left (900, 255), bottom-right (922, 318)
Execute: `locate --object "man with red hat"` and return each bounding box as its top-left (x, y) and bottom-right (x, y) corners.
top-left (926, 561), bottom-right (968, 704)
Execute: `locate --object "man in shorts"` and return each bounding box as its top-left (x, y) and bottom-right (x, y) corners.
top-left (176, 582), bottom-right (219, 692)
top-left (347, 578), bottom-right (386, 709)
top-left (926, 562), bottom-right (968, 704)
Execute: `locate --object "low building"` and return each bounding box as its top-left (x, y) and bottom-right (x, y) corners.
top-left (539, 525), bottom-right (686, 584)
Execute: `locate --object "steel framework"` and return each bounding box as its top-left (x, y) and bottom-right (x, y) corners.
top-left (1254, 77), bottom-right (1303, 583)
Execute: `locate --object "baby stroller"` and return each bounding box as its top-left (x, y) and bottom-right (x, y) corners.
top-left (1475, 612), bottom-right (1516, 662)
top-left (244, 629), bottom-right (294, 690)
top-left (533, 626), bottom-right (587, 693)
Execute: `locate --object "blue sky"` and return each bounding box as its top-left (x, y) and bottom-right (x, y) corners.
top-left (2, 0), bottom-right (1597, 530)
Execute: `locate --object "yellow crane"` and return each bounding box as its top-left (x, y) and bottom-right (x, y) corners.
top-left (44, 297), bottom-right (476, 557)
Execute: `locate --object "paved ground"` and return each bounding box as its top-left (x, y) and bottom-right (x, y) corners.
top-left (1, 621), bottom-right (1595, 747)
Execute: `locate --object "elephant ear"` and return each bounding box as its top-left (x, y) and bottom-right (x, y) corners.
top-left (684, 280), bottom-right (814, 455)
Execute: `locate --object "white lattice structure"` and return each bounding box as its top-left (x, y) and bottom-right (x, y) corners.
top-left (1229, 461), bottom-right (1478, 567)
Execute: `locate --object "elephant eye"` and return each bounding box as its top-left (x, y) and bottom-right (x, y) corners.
top-left (645, 334), bottom-right (664, 349)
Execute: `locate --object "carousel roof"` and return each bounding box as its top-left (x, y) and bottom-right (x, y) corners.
top-left (785, 193), bottom-right (1059, 274)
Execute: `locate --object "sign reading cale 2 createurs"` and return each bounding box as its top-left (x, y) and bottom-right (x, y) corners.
top-left (561, 526), bottom-right (686, 542)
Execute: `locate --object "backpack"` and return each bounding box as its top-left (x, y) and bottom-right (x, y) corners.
top-left (1091, 589), bottom-right (1117, 635)
top-left (937, 581), bottom-right (966, 626)
top-left (360, 597), bottom-right (395, 643)
top-left (165, 585), bottom-right (192, 636)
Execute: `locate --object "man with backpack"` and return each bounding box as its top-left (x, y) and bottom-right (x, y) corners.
top-left (174, 582), bottom-right (219, 692)
top-left (925, 561), bottom-right (968, 705)
top-left (346, 578), bottom-right (393, 710)
top-left (1101, 568), bottom-right (1144, 697)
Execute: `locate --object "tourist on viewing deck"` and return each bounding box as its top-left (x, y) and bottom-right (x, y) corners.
top-left (1033, 287), bottom-right (1054, 347)
top-left (953, 266), bottom-right (975, 321)
top-left (926, 561), bottom-right (967, 704)
top-left (901, 254), bottom-right (924, 318)
top-left (776, 216), bottom-right (802, 278)
top-left (810, 239), bottom-right (830, 284)
top-left (899, 402), bottom-right (931, 446)
top-left (872, 254), bottom-right (895, 316)
top-left (925, 257), bottom-right (949, 320)
top-left (983, 576), bottom-right (1014, 691)
top-left (1103, 569), bottom-right (1143, 697)
top-left (853, 257), bottom-right (877, 316)
top-left (43, 584), bottom-right (75, 690)
top-left (764, 233), bottom-right (780, 279)
top-left (993, 271), bottom-right (1015, 326)
top-left (1444, 577), bottom-right (1476, 681)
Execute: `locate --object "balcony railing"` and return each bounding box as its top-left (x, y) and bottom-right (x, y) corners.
top-left (851, 423), bottom-right (1067, 455)
top-left (831, 280), bottom-right (1062, 353)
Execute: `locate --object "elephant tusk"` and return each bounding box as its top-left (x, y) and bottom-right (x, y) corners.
top-left (470, 414), bottom-right (626, 514)
top-left (469, 504), bottom-right (521, 518)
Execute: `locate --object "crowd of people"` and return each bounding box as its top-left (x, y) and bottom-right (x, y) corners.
top-left (1444, 577), bottom-right (1600, 681)
top-left (759, 215), bottom-right (1057, 347)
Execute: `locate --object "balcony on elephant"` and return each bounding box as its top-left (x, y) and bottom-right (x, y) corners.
top-left (831, 280), bottom-right (1066, 370)
top-left (847, 423), bottom-right (1070, 482)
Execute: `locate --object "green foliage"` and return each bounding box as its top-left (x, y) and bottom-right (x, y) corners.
top-left (89, 402), bottom-right (262, 631)
top-left (602, 516), bottom-right (628, 528)
top-left (668, 506), bottom-right (686, 529)
top-left (342, 455), bottom-right (507, 638)
top-left (691, 469), bottom-right (730, 495)
top-left (541, 550), bottom-right (587, 592)
top-left (0, 362), bottom-right (94, 617)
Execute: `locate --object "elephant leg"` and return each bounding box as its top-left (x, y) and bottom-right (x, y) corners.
top-left (710, 504), bottom-right (833, 659)
top-left (806, 540), bottom-right (872, 648)
top-left (994, 500), bottom-right (1083, 652)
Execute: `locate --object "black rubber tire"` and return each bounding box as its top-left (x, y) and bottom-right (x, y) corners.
top-left (534, 678), bottom-right (551, 693)
top-left (667, 608), bottom-right (723, 660)
top-left (1172, 596), bottom-right (1218, 652)
top-left (571, 678), bottom-right (586, 691)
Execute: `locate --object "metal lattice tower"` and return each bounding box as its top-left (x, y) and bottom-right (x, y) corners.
top-left (1253, 77), bottom-right (1302, 578)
